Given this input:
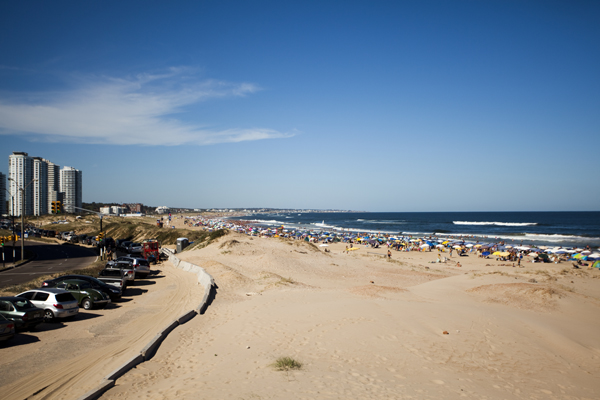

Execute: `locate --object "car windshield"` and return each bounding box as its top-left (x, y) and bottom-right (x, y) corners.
top-left (12, 299), bottom-right (34, 311)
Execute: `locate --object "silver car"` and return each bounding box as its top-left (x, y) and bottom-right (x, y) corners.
top-left (118, 256), bottom-right (151, 278)
top-left (0, 314), bottom-right (15, 342)
top-left (17, 288), bottom-right (79, 321)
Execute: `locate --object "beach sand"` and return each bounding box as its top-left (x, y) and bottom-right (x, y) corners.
top-left (99, 233), bottom-right (600, 400)
top-left (0, 257), bottom-right (204, 400)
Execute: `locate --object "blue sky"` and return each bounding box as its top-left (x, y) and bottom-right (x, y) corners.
top-left (1, 1), bottom-right (598, 212)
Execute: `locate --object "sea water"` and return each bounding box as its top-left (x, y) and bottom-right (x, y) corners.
top-left (229, 211), bottom-right (600, 248)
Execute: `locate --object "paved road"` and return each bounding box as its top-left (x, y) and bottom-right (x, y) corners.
top-left (0, 241), bottom-right (97, 289)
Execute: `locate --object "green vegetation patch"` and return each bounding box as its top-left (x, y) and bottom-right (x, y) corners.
top-left (272, 357), bottom-right (303, 371)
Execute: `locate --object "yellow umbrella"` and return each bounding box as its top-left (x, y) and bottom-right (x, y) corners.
top-left (492, 251), bottom-right (502, 256)
top-left (499, 251), bottom-right (510, 257)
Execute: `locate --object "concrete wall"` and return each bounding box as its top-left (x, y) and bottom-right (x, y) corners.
top-left (77, 248), bottom-right (215, 400)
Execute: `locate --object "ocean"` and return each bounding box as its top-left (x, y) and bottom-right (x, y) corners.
top-left (229, 211), bottom-right (600, 248)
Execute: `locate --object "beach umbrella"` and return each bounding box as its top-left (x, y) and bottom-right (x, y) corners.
top-left (529, 252), bottom-right (538, 257)
top-left (573, 253), bottom-right (588, 260)
top-left (466, 244), bottom-right (474, 248)
top-left (592, 261), bottom-right (600, 269)
top-left (482, 251), bottom-right (490, 256)
top-left (492, 251), bottom-right (502, 256)
top-left (420, 244), bottom-right (430, 248)
top-left (581, 250), bottom-right (592, 255)
top-left (499, 251), bottom-right (510, 257)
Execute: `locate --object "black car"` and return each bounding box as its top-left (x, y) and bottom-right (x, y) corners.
top-left (42, 274), bottom-right (122, 300)
top-left (115, 239), bottom-right (130, 249)
top-left (118, 240), bottom-right (132, 251)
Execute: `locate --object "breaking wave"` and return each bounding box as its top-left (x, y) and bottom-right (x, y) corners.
top-left (453, 221), bottom-right (538, 227)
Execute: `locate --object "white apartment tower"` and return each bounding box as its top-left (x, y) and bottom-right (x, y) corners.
top-left (60, 166), bottom-right (82, 213)
top-left (45, 159), bottom-right (60, 213)
top-left (0, 172), bottom-right (6, 216)
top-left (8, 152), bottom-right (34, 216)
top-left (32, 157), bottom-right (48, 216)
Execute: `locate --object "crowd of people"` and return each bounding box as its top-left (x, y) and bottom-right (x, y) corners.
top-left (179, 215), bottom-right (599, 267)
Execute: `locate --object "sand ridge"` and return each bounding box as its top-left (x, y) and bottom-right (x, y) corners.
top-left (100, 232), bottom-right (600, 399)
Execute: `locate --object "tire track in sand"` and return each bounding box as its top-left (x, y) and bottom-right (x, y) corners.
top-left (0, 260), bottom-right (204, 400)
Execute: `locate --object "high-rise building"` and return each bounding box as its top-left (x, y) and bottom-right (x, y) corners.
top-left (32, 157), bottom-right (48, 216)
top-left (8, 152), bottom-right (34, 216)
top-left (60, 166), bottom-right (82, 214)
top-left (45, 159), bottom-right (60, 213)
top-left (0, 172), bottom-right (6, 216)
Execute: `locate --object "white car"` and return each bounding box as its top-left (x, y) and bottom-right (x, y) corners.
top-left (17, 288), bottom-right (79, 321)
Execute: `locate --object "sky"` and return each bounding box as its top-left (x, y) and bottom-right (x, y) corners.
top-left (0, 0), bottom-right (598, 212)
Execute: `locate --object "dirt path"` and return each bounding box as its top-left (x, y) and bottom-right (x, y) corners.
top-left (0, 259), bottom-right (203, 400)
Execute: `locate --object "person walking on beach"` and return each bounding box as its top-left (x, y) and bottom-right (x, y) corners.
top-left (449, 247), bottom-right (453, 257)
top-left (387, 249), bottom-right (391, 259)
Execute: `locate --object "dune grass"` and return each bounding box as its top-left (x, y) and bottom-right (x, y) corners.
top-left (272, 357), bottom-right (302, 371)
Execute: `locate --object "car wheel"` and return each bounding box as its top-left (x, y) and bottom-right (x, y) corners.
top-left (44, 309), bottom-right (55, 321)
top-left (82, 298), bottom-right (93, 310)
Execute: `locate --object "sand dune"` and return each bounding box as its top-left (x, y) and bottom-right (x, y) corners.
top-left (101, 233), bottom-right (600, 399)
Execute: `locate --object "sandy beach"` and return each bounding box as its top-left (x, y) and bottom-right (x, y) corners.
top-left (95, 232), bottom-right (600, 400)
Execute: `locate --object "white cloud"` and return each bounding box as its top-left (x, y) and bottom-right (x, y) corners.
top-left (0, 69), bottom-right (293, 145)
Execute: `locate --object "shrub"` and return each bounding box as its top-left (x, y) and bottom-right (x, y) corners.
top-left (273, 357), bottom-right (302, 371)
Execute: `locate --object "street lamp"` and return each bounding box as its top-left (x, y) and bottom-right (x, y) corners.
top-left (8, 177), bottom-right (37, 263)
top-left (3, 188), bottom-right (16, 264)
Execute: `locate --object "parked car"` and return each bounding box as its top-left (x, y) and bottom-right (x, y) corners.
top-left (55, 280), bottom-right (111, 310)
top-left (118, 240), bottom-right (132, 251)
top-left (16, 288), bottom-right (79, 321)
top-left (97, 269), bottom-right (128, 290)
top-left (0, 314), bottom-right (16, 342)
top-left (0, 297), bottom-right (45, 331)
top-left (42, 275), bottom-right (122, 300)
top-left (103, 261), bottom-right (136, 283)
top-left (116, 256), bottom-right (151, 278)
top-left (102, 237), bottom-right (116, 247)
top-left (127, 243), bottom-right (143, 254)
top-left (115, 239), bottom-right (130, 249)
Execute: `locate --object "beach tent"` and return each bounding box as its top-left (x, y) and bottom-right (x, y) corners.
top-left (592, 261), bottom-right (600, 269)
